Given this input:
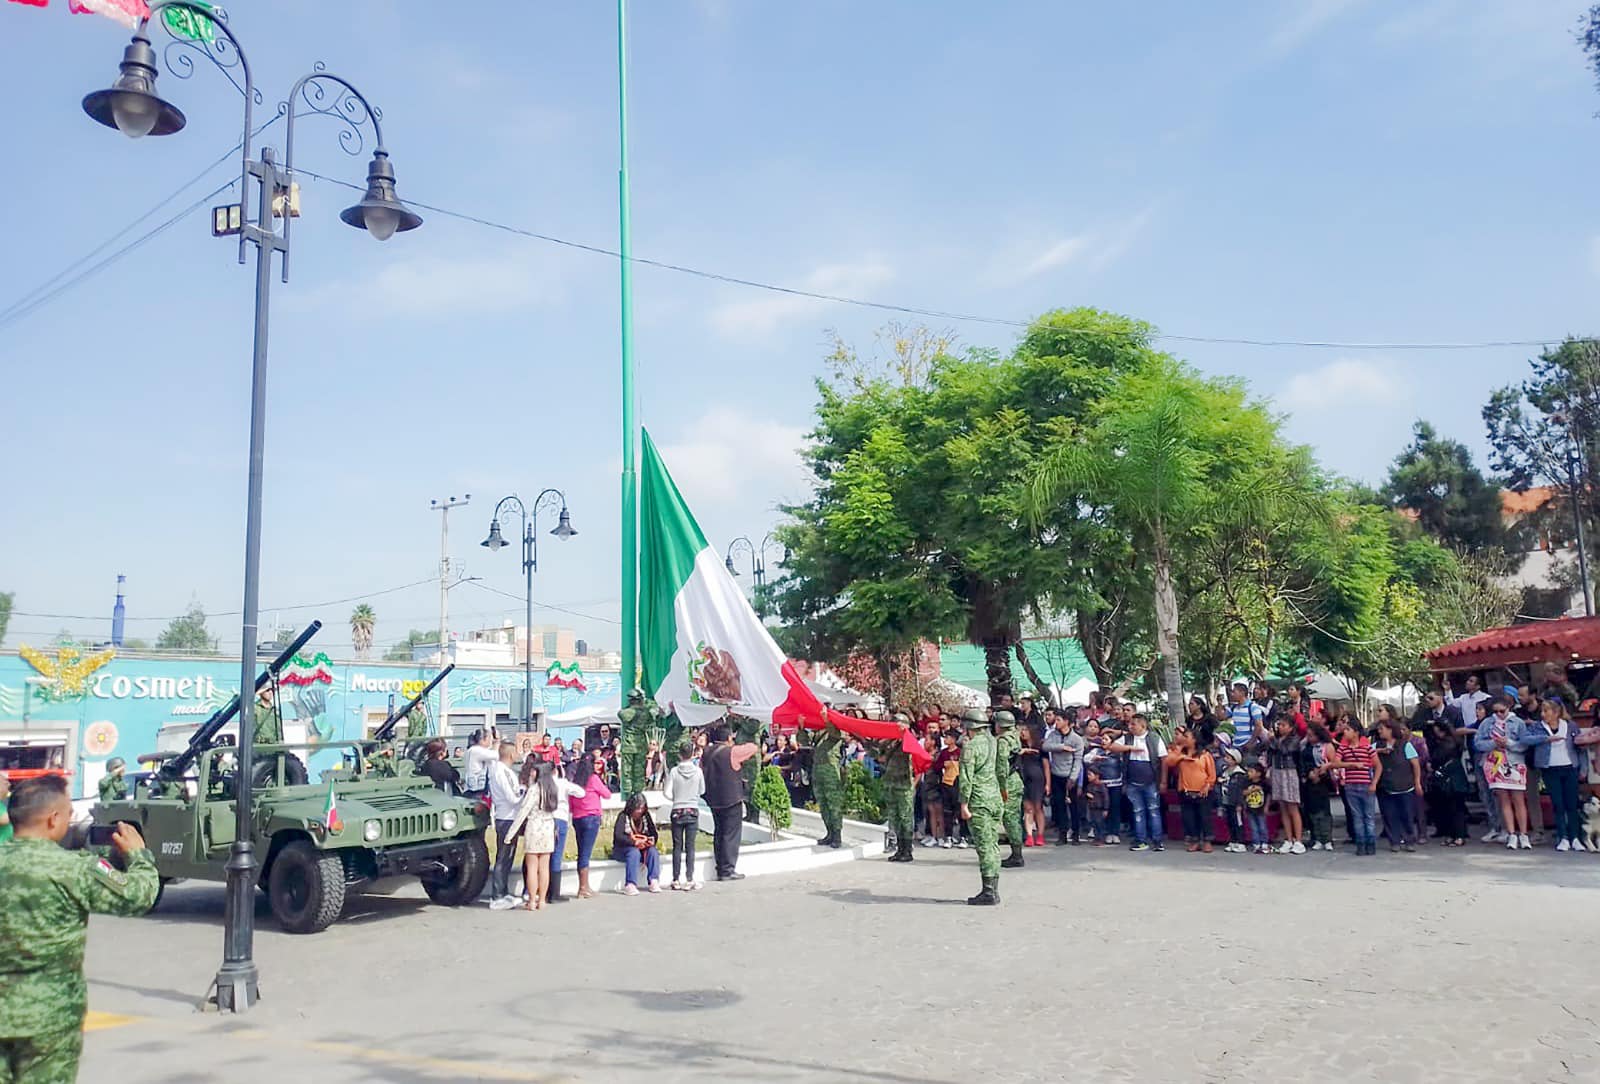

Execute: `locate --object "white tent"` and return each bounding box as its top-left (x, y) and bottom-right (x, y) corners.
top-left (545, 700), bottom-right (620, 730)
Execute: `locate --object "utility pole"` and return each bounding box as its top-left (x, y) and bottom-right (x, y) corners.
top-left (617, 0), bottom-right (639, 695)
top-left (431, 495), bottom-right (469, 731)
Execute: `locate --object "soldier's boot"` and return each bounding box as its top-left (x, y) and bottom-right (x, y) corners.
top-left (826, 829), bottom-right (843, 849)
top-left (886, 837), bottom-right (910, 862)
top-left (898, 836), bottom-right (914, 862)
top-left (966, 877), bottom-right (1000, 906)
top-left (1001, 841), bottom-right (1025, 869)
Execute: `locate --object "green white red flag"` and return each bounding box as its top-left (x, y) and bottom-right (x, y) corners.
top-left (638, 429), bottom-right (928, 769)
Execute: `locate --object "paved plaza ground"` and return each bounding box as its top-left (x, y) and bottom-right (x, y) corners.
top-left (78, 838), bottom-right (1600, 1083)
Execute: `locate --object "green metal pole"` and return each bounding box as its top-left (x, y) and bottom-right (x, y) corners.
top-left (618, 0), bottom-right (639, 693)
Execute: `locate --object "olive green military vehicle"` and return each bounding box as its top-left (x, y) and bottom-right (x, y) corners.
top-left (91, 624), bottom-right (489, 933)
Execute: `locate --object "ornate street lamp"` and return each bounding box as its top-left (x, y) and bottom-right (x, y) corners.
top-left (482, 491), bottom-right (577, 732)
top-left (82, 2), bottom-right (423, 1014)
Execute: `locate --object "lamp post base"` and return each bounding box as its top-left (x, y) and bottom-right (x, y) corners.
top-left (209, 964), bottom-right (260, 1013)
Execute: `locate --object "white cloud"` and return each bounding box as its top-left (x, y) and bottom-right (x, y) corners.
top-left (708, 259), bottom-right (894, 338)
top-left (653, 408), bottom-right (811, 510)
top-left (1266, 0), bottom-right (1365, 58)
top-left (1278, 358), bottom-right (1413, 482)
top-left (295, 251), bottom-right (565, 320)
top-left (1279, 357), bottom-right (1407, 414)
top-left (1003, 204), bottom-right (1159, 285)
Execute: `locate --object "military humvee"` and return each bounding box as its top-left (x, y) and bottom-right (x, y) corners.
top-left (90, 623), bottom-right (489, 933)
top-left (95, 741), bottom-right (488, 933)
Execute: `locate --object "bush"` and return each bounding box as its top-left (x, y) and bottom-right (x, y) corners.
top-left (752, 764), bottom-right (792, 837)
top-left (842, 761), bottom-right (884, 823)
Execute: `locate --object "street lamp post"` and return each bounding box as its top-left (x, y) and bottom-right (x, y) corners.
top-left (723, 532), bottom-right (785, 613)
top-left (82, 3), bottom-right (423, 1014)
top-left (1550, 412), bottom-right (1594, 618)
top-left (483, 491), bottom-right (577, 732)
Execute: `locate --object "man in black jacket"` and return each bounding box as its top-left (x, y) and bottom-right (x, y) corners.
top-left (702, 724), bottom-right (760, 881)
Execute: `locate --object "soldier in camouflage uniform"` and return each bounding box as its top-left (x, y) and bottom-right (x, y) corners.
top-left (0, 774), bottom-right (159, 1083)
top-left (97, 757), bottom-right (128, 803)
top-left (879, 715), bottom-right (916, 863)
top-left (957, 706), bottom-right (1002, 905)
top-left (253, 684), bottom-right (282, 746)
top-left (994, 711), bottom-right (1025, 869)
top-left (731, 714), bottom-right (767, 823)
top-left (616, 688), bottom-right (660, 797)
top-left (405, 705), bottom-right (430, 740)
top-left (808, 716), bottom-right (845, 848)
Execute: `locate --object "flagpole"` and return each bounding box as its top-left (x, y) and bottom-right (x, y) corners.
top-left (617, 0), bottom-right (640, 694)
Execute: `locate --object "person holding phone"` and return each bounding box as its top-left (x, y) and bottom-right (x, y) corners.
top-left (0, 775), bottom-right (159, 1083)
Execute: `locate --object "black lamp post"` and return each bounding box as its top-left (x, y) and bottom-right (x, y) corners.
top-left (724, 532), bottom-right (785, 614)
top-left (483, 491), bottom-right (576, 732)
top-left (82, 3), bottom-right (423, 1015)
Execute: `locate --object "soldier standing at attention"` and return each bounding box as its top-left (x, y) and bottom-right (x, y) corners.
top-left (97, 758), bottom-right (128, 803)
top-left (0, 775), bottom-right (159, 1082)
top-left (879, 715), bottom-right (916, 863)
top-left (957, 707), bottom-right (1002, 905)
top-left (809, 715), bottom-right (845, 849)
top-left (253, 684), bottom-right (282, 747)
top-left (993, 711), bottom-right (1025, 870)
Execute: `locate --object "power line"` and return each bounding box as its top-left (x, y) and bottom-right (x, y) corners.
top-left (10, 577), bottom-right (439, 624)
top-left (459, 579), bottom-right (621, 625)
top-left (294, 168), bottom-right (1577, 353)
top-left (0, 116), bottom-right (282, 327)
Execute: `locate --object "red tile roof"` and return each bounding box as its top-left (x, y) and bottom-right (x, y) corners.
top-left (1426, 616), bottom-right (1600, 671)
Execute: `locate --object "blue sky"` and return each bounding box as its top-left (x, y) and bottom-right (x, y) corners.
top-left (1, 0), bottom-right (1595, 656)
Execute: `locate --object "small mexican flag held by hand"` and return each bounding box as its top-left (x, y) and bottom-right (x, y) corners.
top-left (639, 430), bottom-right (929, 770)
top-left (321, 777), bottom-right (342, 834)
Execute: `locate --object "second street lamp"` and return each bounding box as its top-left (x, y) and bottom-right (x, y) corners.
top-left (483, 491), bottom-right (577, 732)
top-left (82, 2), bottom-right (423, 1014)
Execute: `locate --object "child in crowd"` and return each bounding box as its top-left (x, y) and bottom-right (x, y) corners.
top-left (663, 740), bottom-right (705, 890)
top-left (1219, 749), bottom-right (1248, 853)
top-left (1243, 764), bottom-right (1271, 854)
top-left (937, 730), bottom-right (964, 848)
top-left (1084, 761), bottom-right (1110, 846)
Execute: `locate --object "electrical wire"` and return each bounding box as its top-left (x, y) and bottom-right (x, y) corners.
top-left (294, 168), bottom-right (1581, 353)
top-left (10, 576), bottom-right (439, 623)
top-left (0, 115), bottom-right (283, 327)
top-left (459, 579), bottom-right (621, 625)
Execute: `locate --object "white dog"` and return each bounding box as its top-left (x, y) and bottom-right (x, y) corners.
top-left (1582, 796), bottom-right (1600, 853)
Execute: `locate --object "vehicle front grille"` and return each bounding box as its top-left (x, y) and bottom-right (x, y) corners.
top-left (365, 793), bottom-right (428, 812)
top-left (384, 813), bottom-right (440, 840)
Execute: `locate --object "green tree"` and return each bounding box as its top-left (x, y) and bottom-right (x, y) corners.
top-left (775, 309), bottom-right (1151, 704)
top-left (1383, 420), bottom-right (1511, 556)
top-left (751, 764), bottom-right (792, 839)
top-left (1032, 356), bottom-right (1296, 728)
top-left (383, 629), bottom-right (437, 662)
top-left (155, 603), bottom-right (216, 655)
top-left (0, 591), bottom-right (11, 648)
top-left (350, 604), bottom-right (377, 659)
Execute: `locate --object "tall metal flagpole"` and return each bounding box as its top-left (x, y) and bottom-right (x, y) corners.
top-left (618, 0), bottom-right (639, 693)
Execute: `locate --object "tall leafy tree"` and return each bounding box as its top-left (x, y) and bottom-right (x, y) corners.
top-left (1032, 356), bottom-right (1296, 728)
top-left (155, 603), bottom-right (216, 655)
top-left (0, 591), bottom-right (11, 648)
top-left (775, 309), bottom-right (1149, 704)
top-left (1383, 421), bottom-right (1511, 554)
top-left (383, 629), bottom-right (437, 662)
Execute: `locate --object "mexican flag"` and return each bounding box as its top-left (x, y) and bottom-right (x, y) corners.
top-left (321, 777), bottom-right (343, 834)
top-left (639, 430), bottom-right (927, 768)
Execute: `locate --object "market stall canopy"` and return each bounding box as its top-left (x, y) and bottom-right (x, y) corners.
top-left (1425, 616), bottom-right (1600, 672)
top-left (545, 700), bottom-right (620, 728)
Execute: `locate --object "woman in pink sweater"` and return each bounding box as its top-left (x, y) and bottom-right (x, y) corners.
top-left (568, 749), bottom-right (612, 899)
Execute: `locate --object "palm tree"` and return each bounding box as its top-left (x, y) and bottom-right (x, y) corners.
top-left (1030, 358), bottom-right (1289, 730)
top-left (350, 604), bottom-right (376, 660)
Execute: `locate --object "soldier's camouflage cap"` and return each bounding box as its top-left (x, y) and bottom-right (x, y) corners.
top-left (992, 710), bottom-right (1017, 729)
top-left (106, 756), bottom-right (126, 771)
top-left (960, 707), bottom-right (990, 728)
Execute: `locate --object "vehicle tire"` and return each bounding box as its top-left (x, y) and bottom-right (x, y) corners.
top-left (251, 754), bottom-right (308, 791)
top-left (267, 840), bottom-right (346, 934)
top-left (421, 833), bottom-right (490, 907)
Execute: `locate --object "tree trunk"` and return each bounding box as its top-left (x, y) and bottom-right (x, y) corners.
top-left (1152, 521), bottom-right (1185, 732)
top-left (1013, 640), bottom-right (1057, 708)
top-left (877, 651), bottom-right (895, 712)
top-left (1076, 606), bottom-right (1115, 689)
top-left (982, 637), bottom-right (1013, 706)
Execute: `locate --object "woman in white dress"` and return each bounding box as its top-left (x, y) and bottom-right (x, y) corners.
top-left (508, 756), bottom-right (583, 911)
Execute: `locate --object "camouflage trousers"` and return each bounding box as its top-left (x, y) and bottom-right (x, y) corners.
top-left (1002, 773), bottom-right (1023, 846)
top-left (967, 804), bottom-right (1001, 879)
top-left (884, 781), bottom-right (915, 844)
top-left (813, 759), bottom-right (844, 834)
top-left (0, 1025), bottom-right (83, 1084)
